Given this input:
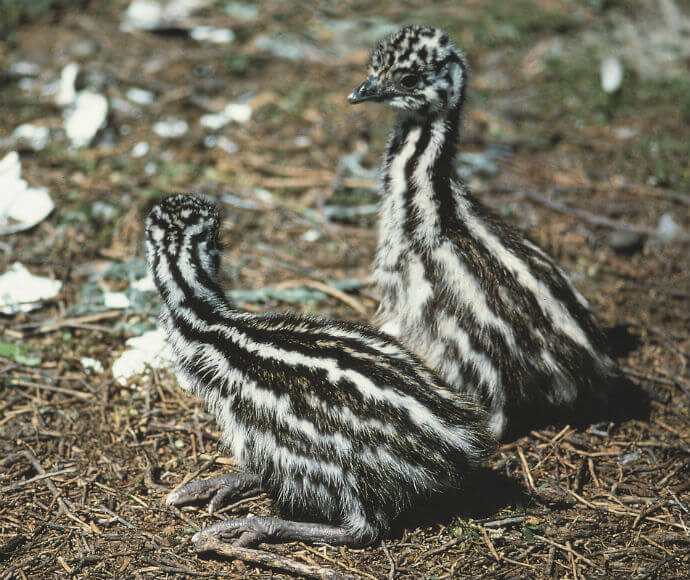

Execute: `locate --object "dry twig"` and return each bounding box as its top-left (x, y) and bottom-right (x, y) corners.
top-left (194, 536), bottom-right (359, 580)
top-left (514, 188), bottom-right (690, 242)
top-left (534, 534), bottom-right (604, 573)
top-left (21, 448), bottom-right (90, 532)
top-left (274, 279), bottom-right (368, 315)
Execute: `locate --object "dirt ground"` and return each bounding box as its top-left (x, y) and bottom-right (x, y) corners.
top-left (1, 1), bottom-right (689, 578)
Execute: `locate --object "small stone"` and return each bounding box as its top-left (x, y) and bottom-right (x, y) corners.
top-left (55, 63), bottom-right (80, 106)
top-left (153, 117), bottom-right (188, 138)
top-left (223, 103), bottom-right (252, 123)
top-left (203, 135), bottom-right (238, 152)
top-left (190, 26), bottom-right (235, 44)
top-left (612, 127), bottom-right (637, 140)
top-left (215, 136), bottom-right (238, 153)
top-left (605, 230), bottom-right (644, 254)
top-left (618, 450), bottom-right (640, 465)
top-left (131, 141), bottom-right (150, 158)
top-left (64, 92), bottom-right (109, 148)
top-left (10, 61), bottom-right (40, 76)
top-left (81, 357), bottom-right (104, 374)
top-left (656, 213), bottom-right (681, 244)
top-left (18, 78), bottom-right (36, 92)
top-left (72, 39), bottom-right (100, 58)
top-left (92, 201), bottom-right (117, 220)
top-left (126, 87), bottom-right (155, 106)
top-left (104, 291), bottom-right (131, 309)
top-left (301, 229), bottom-right (321, 243)
top-left (224, 2), bottom-right (258, 21)
top-left (200, 113), bottom-right (229, 130)
top-left (12, 124), bottom-right (50, 151)
top-left (601, 57), bottom-right (623, 94)
top-left (122, 0), bottom-right (163, 31)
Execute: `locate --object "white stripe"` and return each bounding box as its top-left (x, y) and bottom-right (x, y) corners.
top-left (404, 253), bottom-right (434, 313)
top-left (377, 127), bottom-right (421, 271)
top-left (168, 329), bottom-right (356, 454)
top-left (523, 238), bottom-right (591, 309)
top-left (487, 411), bottom-right (506, 438)
top-left (249, 427), bottom-right (344, 484)
top-left (307, 396), bottom-right (398, 437)
top-left (433, 314), bottom-right (501, 391)
top-left (432, 240), bottom-right (517, 347)
top-left (359, 446), bottom-right (431, 485)
top-left (379, 319), bottom-right (402, 338)
top-left (411, 117), bottom-right (445, 246)
top-left (454, 195), bottom-right (592, 350)
top-left (168, 322), bottom-right (401, 442)
top-left (166, 296), bottom-right (479, 457)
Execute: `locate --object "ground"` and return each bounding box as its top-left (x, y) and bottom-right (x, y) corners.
top-left (1, 1), bottom-right (689, 578)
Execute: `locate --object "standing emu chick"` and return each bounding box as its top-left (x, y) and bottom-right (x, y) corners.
top-left (145, 194), bottom-right (494, 546)
top-left (349, 25), bottom-right (642, 439)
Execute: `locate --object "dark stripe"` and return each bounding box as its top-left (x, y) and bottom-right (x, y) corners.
top-left (155, 235), bottom-right (470, 412)
top-left (386, 94), bottom-right (597, 360)
top-left (173, 309), bottom-right (474, 472)
top-left (157, 249), bottom-right (483, 447)
top-left (377, 51), bottom-right (611, 422)
top-left (433, 53), bottom-right (463, 73)
top-left (402, 122), bottom-right (433, 239)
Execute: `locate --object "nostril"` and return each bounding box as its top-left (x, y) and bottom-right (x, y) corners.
top-left (348, 78), bottom-right (379, 104)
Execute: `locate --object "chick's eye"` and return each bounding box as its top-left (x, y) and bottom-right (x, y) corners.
top-left (400, 74), bottom-right (419, 89)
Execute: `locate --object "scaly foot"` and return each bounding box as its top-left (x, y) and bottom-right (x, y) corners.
top-left (192, 515), bottom-right (359, 547)
top-left (166, 472), bottom-right (262, 514)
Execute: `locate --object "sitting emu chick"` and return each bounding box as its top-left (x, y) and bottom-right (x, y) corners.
top-left (145, 194), bottom-right (495, 547)
top-left (349, 25), bottom-right (645, 440)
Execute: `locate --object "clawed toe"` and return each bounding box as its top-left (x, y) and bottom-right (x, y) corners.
top-left (191, 516), bottom-right (358, 547)
top-left (207, 485), bottom-right (239, 514)
top-left (166, 480), bottom-right (214, 507)
top-left (192, 516), bottom-right (267, 547)
top-left (165, 473), bottom-right (262, 514)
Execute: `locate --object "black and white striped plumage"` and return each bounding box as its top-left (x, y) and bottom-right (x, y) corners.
top-left (349, 25), bottom-right (637, 440)
top-left (145, 194), bottom-right (495, 546)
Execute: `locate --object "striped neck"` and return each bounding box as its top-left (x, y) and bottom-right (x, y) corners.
top-left (148, 235), bottom-right (233, 323)
top-left (383, 104), bottom-right (463, 245)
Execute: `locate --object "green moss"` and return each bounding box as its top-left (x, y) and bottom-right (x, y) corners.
top-left (157, 161), bottom-right (204, 186)
top-left (223, 53), bottom-right (251, 75)
top-left (431, 0), bottom-right (581, 49)
top-left (0, 0), bottom-right (58, 36)
top-left (277, 81), bottom-right (326, 116)
top-left (633, 136), bottom-right (690, 190)
top-left (483, 0), bottom-right (579, 45)
top-left (45, 149), bottom-right (99, 175)
top-left (542, 54), bottom-right (690, 123)
top-left (1, 1), bottom-right (112, 40)
top-left (0, 342), bottom-right (42, 366)
top-left (449, 518), bottom-right (480, 541)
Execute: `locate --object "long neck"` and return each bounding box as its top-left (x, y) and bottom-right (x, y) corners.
top-left (150, 237), bottom-right (234, 326)
top-left (383, 102), bottom-right (463, 246)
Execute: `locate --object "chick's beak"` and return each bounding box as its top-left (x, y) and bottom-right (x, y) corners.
top-left (348, 76), bottom-right (382, 104)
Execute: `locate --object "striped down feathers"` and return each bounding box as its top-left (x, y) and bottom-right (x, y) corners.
top-left (145, 194), bottom-right (495, 543)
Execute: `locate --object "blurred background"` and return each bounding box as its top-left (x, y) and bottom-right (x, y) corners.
top-left (1, 1), bottom-right (689, 578)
